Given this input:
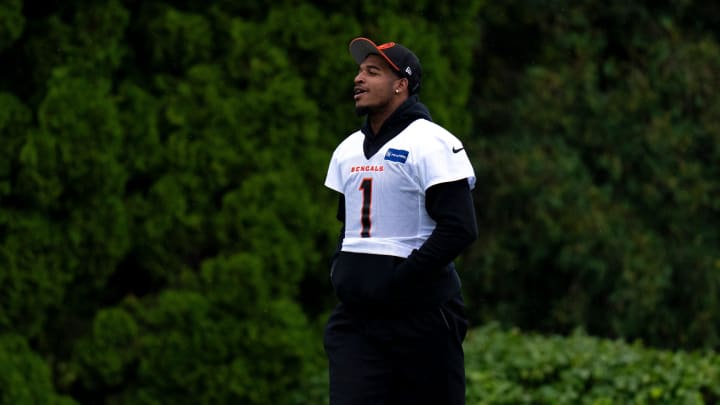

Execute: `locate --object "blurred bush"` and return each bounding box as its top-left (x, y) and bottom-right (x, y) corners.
top-left (464, 324), bottom-right (720, 404)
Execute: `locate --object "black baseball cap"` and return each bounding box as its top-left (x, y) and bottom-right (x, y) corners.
top-left (349, 37), bottom-right (422, 94)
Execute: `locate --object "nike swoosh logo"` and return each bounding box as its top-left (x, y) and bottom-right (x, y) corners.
top-left (452, 146), bottom-right (464, 153)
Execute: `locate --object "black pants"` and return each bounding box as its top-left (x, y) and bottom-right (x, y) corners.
top-left (323, 293), bottom-right (468, 405)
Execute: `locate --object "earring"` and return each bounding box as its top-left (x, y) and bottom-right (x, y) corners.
top-left (395, 89), bottom-right (399, 94)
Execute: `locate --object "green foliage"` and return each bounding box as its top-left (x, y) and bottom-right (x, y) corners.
top-left (144, 5), bottom-right (213, 70)
top-left (0, 334), bottom-right (76, 405)
top-left (0, 0), bottom-right (24, 52)
top-left (0, 213), bottom-right (71, 337)
top-left (0, 92), bottom-right (29, 196)
top-left (3, 0), bottom-right (720, 402)
top-left (464, 0), bottom-right (720, 349)
top-left (71, 285), bottom-right (322, 405)
top-left (74, 308), bottom-right (139, 388)
top-left (464, 324), bottom-right (720, 404)
top-left (70, 0), bottom-right (130, 73)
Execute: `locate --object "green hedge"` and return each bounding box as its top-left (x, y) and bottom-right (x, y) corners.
top-left (465, 324), bottom-right (720, 404)
top-left (300, 324), bottom-right (720, 404)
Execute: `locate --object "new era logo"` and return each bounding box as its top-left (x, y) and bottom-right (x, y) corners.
top-left (405, 66), bottom-right (413, 76)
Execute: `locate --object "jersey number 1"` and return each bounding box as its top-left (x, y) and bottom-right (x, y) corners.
top-left (359, 178), bottom-right (372, 237)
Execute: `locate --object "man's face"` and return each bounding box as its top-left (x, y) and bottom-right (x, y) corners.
top-left (353, 54), bottom-right (401, 114)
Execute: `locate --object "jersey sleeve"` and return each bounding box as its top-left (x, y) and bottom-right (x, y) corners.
top-left (416, 131), bottom-right (476, 191)
top-left (324, 149), bottom-right (344, 194)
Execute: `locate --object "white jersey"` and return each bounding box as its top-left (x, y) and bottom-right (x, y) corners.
top-left (324, 118), bottom-right (476, 258)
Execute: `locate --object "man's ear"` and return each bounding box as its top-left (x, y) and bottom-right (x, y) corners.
top-left (396, 77), bottom-right (409, 93)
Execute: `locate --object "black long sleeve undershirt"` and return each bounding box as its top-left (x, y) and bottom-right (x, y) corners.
top-left (398, 178), bottom-right (478, 278)
top-left (332, 178), bottom-right (478, 276)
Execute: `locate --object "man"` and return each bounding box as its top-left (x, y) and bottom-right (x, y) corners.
top-left (323, 37), bottom-right (478, 405)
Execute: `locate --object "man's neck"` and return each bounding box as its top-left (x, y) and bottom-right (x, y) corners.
top-left (368, 97), bottom-right (407, 135)
top-left (368, 111), bottom-right (391, 135)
